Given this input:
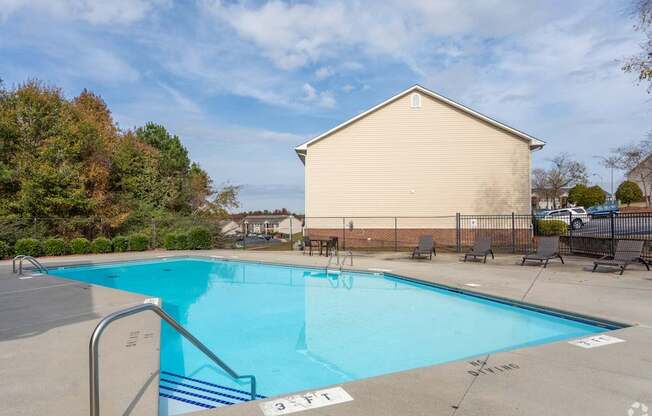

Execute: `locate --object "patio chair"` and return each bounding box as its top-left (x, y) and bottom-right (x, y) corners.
top-left (412, 235), bottom-right (436, 260)
top-left (463, 236), bottom-right (494, 263)
top-left (302, 237), bottom-right (317, 256)
top-left (521, 236), bottom-right (564, 268)
top-left (326, 236), bottom-right (339, 256)
top-left (592, 240), bottom-right (650, 275)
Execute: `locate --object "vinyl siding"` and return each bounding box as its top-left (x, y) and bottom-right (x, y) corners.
top-left (304, 92), bottom-right (532, 225)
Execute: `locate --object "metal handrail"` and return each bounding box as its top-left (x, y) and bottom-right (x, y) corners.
top-left (341, 250), bottom-right (353, 268)
top-left (325, 250), bottom-right (338, 272)
top-left (12, 255), bottom-right (26, 273)
top-left (89, 302), bottom-right (257, 416)
top-left (325, 250), bottom-right (353, 273)
top-left (13, 255), bottom-right (48, 275)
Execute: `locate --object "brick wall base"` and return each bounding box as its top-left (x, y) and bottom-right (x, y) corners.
top-left (306, 228), bottom-right (534, 251)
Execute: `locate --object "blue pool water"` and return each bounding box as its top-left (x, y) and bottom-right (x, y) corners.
top-left (51, 258), bottom-right (606, 398)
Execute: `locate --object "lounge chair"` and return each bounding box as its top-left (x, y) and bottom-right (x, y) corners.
top-left (521, 236), bottom-right (564, 268)
top-left (463, 236), bottom-right (494, 263)
top-left (592, 240), bottom-right (650, 275)
top-left (412, 235), bottom-right (436, 260)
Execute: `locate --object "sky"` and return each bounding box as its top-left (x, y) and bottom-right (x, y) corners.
top-left (0, 0), bottom-right (650, 213)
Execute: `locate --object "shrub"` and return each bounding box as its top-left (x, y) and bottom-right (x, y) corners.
top-left (15, 238), bottom-right (42, 257)
top-left (164, 232), bottom-right (179, 250)
top-left (615, 180), bottom-right (644, 206)
top-left (0, 241), bottom-right (11, 259)
top-left (112, 236), bottom-right (129, 252)
top-left (91, 237), bottom-right (113, 253)
top-left (188, 226), bottom-right (212, 249)
top-left (537, 219), bottom-right (568, 236)
top-left (128, 233), bottom-right (149, 251)
top-left (43, 238), bottom-right (67, 256)
top-left (70, 237), bottom-right (91, 254)
top-left (176, 232), bottom-right (189, 250)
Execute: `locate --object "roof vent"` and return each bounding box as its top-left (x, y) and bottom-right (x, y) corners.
top-left (410, 92), bottom-right (421, 108)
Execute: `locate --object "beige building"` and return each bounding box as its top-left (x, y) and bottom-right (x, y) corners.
top-left (295, 85), bottom-right (545, 247)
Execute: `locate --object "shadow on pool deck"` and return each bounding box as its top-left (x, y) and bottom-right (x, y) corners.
top-left (0, 269), bottom-right (161, 416)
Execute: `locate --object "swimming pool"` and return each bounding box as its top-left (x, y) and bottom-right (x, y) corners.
top-left (51, 257), bottom-right (610, 412)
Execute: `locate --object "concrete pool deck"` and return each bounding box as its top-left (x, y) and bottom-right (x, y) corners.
top-left (1, 249), bottom-right (650, 416)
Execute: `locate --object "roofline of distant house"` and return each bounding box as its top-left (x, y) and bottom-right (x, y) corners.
top-left (242, 214), bottom-right (301, 220)
top-left (294, 84), bottom-right (546, 162)
top-left (626, 153), bottom-right (652, 176)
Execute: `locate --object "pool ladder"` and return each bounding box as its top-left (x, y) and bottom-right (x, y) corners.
top-left (89, 302), bottom-right (257, 416)
top-left (12, 255), bottom-right (48, 275)
top-left (326, 249), bottom-right (353, 273)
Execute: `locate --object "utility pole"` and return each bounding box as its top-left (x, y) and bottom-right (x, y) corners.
top-left (593, 155), bottom-right (617, 198)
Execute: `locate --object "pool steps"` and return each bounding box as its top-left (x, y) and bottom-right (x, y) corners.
top-left (159, 371), bottom-right (266, 410)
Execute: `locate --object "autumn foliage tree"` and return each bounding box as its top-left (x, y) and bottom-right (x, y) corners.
top-left (0, 79), bottom-right (237, 241)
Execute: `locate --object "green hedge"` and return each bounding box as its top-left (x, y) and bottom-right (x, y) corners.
top-left (70, 237), bottom-right (91, 254)
top-left (188, 226), bottom-right (212, 249)
top-left (0, 241), bottom-right (11, 259)
top-left (164, 231), bottom-right (189, 250)
top-left (537, 219), bottom-right (568, 236)
top-left (164, 227), bottom-right (212, 250)
top-left (112, 236), bottom-right (129, 252)
top-left (15, 238), bottom-right (42, 257)
top-left (128, 234), bottom-right (149, 251)
top-left (164, 232), bottom-right (180, 250)
top-left (91, 237), bottom-right (112, 253)
top-left (43, 238), bottom-right (67, 256)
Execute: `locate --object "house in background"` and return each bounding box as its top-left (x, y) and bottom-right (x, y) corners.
top-left (626, 154), bottom-right (652, 207)
top-left (242, 215), bottom-right (303, 235)
top-left (295, 84), bottom-right (545, 247)
top-left (532, 187), bottom-right (570, 210)
top-left (218, 219), bottom-right (240, 236)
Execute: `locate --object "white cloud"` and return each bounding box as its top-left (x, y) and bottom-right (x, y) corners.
top-left (0, 0), bottom-right (169, 24)
top-left (301, 82), bottom-right (336, 108)
top-left (201, 0), bottom-right (566, 72)
top-left (302, 83), bottom-right (318, 101)
top-left (315, 66), bottom-right (333, 80)
top-left (75, 48), bottom-right (140, 82)
top-left (158, 83), bottom-right (202, 114)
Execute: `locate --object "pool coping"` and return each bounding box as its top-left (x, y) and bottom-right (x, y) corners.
top-left (45, 254), bottom-right (631, 330)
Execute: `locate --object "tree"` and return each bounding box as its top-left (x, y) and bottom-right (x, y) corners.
top-left (616, 180), bottom-right (644, 206)
top-left (568, 184), bottom-right (607, 207)
top-left (532, 168), bottom-right (552, 208)
top-left (610, 138), bottom-right (652, 206)
top-left (567, 184), bottom-right (588, 206)
top-left (533, 154), bottom-right (588, 208)
top-left (623, 0), bottom-right (652, 91)
top-left (0, 79), bottom-right (228, 240)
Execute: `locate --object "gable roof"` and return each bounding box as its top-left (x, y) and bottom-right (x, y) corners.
top-left (242, 214), bottom-right (300, 223)
top-left (294, 84), bottom-right (545, 162)
top-left (626, 153), bottom-right (652, 177)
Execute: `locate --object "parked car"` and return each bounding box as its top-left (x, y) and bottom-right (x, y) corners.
top-left (587, 200), bottom-right (620, 217)
top-left (540, 207), bottom-right (590, 230)
top-left (533, 209), bottom-right (551, 219)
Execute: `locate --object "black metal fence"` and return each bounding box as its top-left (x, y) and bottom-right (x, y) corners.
top-left (4, 212), bottom-right (652, 260)
top-left (457, 214), bottom-right (535, 254)
top-left (304, 212), bottom-right (652, 260)
top-left (559, 212), bottom-right (652, 260)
